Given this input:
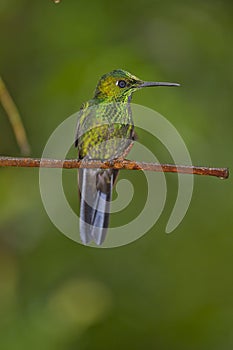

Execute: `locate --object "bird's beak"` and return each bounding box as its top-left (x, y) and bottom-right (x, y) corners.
top-left (137, 81), bottom-right (180, 88)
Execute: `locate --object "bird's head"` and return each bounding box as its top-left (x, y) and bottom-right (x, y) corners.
top-left (94, 69), bottom-right (180, 102)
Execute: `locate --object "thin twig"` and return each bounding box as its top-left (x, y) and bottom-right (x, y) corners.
top-left (0, 156), bottom-right (229, 179)
top-left (0, 77), bottom-right (30, 155)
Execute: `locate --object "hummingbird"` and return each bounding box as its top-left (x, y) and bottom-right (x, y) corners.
top-left (75, 69), bottom-right (180, 245)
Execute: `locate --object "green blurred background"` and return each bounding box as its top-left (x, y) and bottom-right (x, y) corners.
top-left (0, 0), bottom-right (233, 349)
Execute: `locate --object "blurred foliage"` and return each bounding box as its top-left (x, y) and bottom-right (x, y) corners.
top-left (0, 0), bottom-right (233, 349)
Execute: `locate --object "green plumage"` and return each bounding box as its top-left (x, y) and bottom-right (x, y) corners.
top-left (76, 100), bottom-right (134, 160)
top-left (75, 70), bottom-right (138, 160)
top-left (75, 69), bottom-right (180, 245)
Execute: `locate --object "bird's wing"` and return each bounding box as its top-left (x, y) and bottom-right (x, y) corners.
top-left (74, 101), bottom-right (90, 151)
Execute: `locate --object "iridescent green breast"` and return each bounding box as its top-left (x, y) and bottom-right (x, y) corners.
top-left (76, 100), bottom-right (134, 160)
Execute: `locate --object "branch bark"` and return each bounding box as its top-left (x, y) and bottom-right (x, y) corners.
top-left (0, 156), bottom-right (229, 179)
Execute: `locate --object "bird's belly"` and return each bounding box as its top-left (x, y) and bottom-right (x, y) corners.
top-left (79, 124), bottom-right (134, 160)
top-left (88, 138), bottom-right (132, 160)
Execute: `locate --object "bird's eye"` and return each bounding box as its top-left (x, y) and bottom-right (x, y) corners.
top-left (117, 80), bottom-right (127, 88)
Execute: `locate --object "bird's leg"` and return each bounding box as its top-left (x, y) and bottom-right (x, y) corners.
top-left (116, 141), bottom-right (134, 161)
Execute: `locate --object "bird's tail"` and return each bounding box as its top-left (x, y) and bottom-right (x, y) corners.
top-left (78, 168), bottom-right (118, 245)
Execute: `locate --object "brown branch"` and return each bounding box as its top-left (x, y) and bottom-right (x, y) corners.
top-left (0, 156), bottom-right (229, 179)
top-left (0, 76), bottom-right (30, 155)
